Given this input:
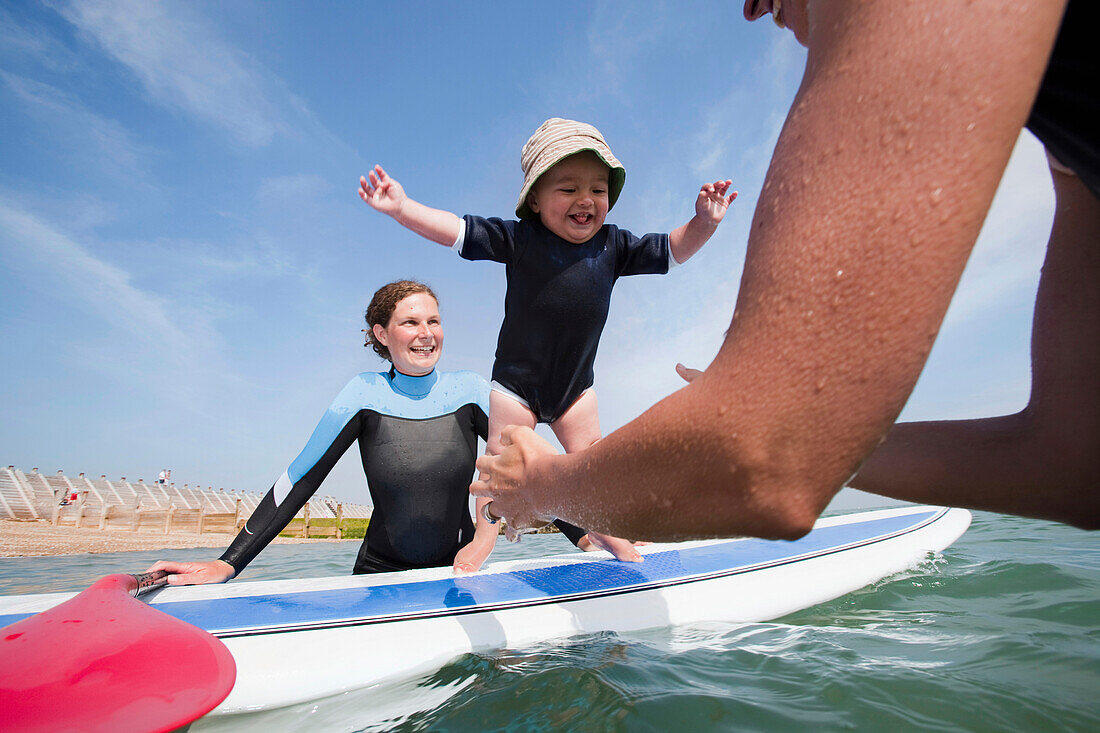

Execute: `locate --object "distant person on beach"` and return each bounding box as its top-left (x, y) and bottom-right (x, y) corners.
top-left (157, 469), bottom-right (167, 485)
top-left (470, 0), bottom-right (1098, 539)
top-left (359, 118), bottom-right (737, 555)
top-left (148, 280), bottom-right (501, 583)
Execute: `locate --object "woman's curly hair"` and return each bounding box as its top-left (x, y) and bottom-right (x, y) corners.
top-left (364, 280), bottom-right (439, 361)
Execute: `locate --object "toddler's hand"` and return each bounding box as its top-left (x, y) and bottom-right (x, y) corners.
top-left (696, 180), bottom-right (737, 226)
top-left (359, 165), bottom-right (407, 218)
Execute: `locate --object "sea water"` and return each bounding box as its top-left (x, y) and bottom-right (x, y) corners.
top-left (1, 510), bottom-right (1097, 731)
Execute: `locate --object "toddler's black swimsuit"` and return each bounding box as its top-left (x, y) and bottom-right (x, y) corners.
top-left (459, 215), bottom-right (672, 424)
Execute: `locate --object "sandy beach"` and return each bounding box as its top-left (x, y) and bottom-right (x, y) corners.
top-left (0, 519), bottom-right (355, 558)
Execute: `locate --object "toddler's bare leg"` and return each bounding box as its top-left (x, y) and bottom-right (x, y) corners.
top-left (552, 391), bottom-right (642, 561)
top-left (550, 389), bottom-right (602, 452)
top-left (484, 390), bottom-right (540, 541)
top-left (487, 389), bottom-right (537, 455)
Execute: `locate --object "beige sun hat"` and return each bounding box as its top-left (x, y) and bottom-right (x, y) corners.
top-left (515, 118), bottom-right (626, 220)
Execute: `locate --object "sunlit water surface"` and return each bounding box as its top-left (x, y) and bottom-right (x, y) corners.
top-left (1, 511), bottom-right (1097, 731)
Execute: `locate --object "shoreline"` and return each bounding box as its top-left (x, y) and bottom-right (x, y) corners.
top-left (0, 519), bottom-right (357, 558)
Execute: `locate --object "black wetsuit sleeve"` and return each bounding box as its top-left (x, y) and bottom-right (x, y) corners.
top-left (553, 518), bottom-right (589, 545)
top-left (460, 215), bottom-right (518, 264)
top-left (218, 388), bottom-right (365, 574)
top-left (218, 488), bottom-right (295, 575)
top-left (613, 227), bottom-right (672, 277)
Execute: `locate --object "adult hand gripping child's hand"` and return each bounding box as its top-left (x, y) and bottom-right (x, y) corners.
top-left (696, 179), bottom-right (737, 226)
top-left (471, 425), bottom-right (557, 542)
top-left (358, 164), bottom-right (408, 218)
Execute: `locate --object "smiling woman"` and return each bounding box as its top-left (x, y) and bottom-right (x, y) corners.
top-left (147, 280), bottom-right (501, 582)
top-left (365, 282), bottom-right (444, 377)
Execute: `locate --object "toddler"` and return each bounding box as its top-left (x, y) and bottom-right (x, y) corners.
top-left (359, 118), bottom-right (736, 563)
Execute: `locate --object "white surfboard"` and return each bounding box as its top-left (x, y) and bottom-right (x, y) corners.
top-left (0, 504), bottom-right (970, 716)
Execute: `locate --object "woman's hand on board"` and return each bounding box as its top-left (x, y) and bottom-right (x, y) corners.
top-left (145, 559), bottom-right (235, 586)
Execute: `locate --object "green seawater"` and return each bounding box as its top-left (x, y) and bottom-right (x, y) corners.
top-left (1, 510), bottom-right (1097, 731)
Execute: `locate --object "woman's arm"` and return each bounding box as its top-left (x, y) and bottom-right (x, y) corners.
top-left (472, 0), bottom-right (1067, 541)
top-left (451, 496), bottom-right (501, 574)
top-left (149, 378), bottom-right (366, 584)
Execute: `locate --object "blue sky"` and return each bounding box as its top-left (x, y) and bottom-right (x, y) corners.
top-left (1, 1), bottom-right (1054, 510)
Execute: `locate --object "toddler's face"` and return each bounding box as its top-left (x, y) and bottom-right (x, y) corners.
top-left (527, 151), bottom-right (610, 244)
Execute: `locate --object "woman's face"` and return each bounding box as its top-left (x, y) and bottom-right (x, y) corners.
top-left (372, 293), bottom-right (443, 376)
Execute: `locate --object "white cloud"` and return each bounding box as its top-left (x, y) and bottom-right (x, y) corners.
top-left (691, 33), bottom-right (804, 181)
top-left (584, 0), bottom-right (670, 97)
top-left (55, 0), bottom-right (286, 147)
top-left (592, 34), bottom-right (807, 431)
top-left (0, 69), bottom-right (152, 179)
top-left (255, 174), bottom-right (332, 205)
top-left (182, 233), bottom-right (312, 284)
top-left (0, 4), bottom-right (83, 73)
top-left (0, 197), bottom-right (197, 358)
top-left (939, 131), bottom-right (1054, 330)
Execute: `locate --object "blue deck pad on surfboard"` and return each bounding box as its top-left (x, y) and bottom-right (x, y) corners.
top-left (47, 508), bottom-right (940, 637)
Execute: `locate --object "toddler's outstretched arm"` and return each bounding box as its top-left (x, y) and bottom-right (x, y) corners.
top-left (359, 165), bottom-right (462, 247)
top-left (669, 180), bottom-right (737, 263)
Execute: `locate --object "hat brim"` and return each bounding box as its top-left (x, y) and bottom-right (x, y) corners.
top-left (516, 147), bottom-right (626, 221)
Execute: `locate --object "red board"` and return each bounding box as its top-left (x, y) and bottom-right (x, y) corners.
top-left (0, 574), bottom-right (236, 733)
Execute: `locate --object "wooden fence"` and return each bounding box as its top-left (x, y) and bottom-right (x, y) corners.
top-left (53, 496), bottom-right (246, 535)
top-left (279, 502), bottom-right (344, 539)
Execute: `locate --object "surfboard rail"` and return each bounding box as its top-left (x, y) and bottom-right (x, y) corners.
top-left (0, 504), bottom-right (971, 715)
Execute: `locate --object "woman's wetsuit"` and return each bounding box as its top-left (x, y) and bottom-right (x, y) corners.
top-left (219, 368), bottom-right (490, 575)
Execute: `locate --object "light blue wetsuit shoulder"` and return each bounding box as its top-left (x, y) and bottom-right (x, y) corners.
top-left (285, 370), bottom-right (490, 493)
top-left (220, 368), bottom-right (490, 574)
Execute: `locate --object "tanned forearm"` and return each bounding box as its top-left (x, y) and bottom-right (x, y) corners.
top-left (516, 0), bottom-right (1065, 542)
